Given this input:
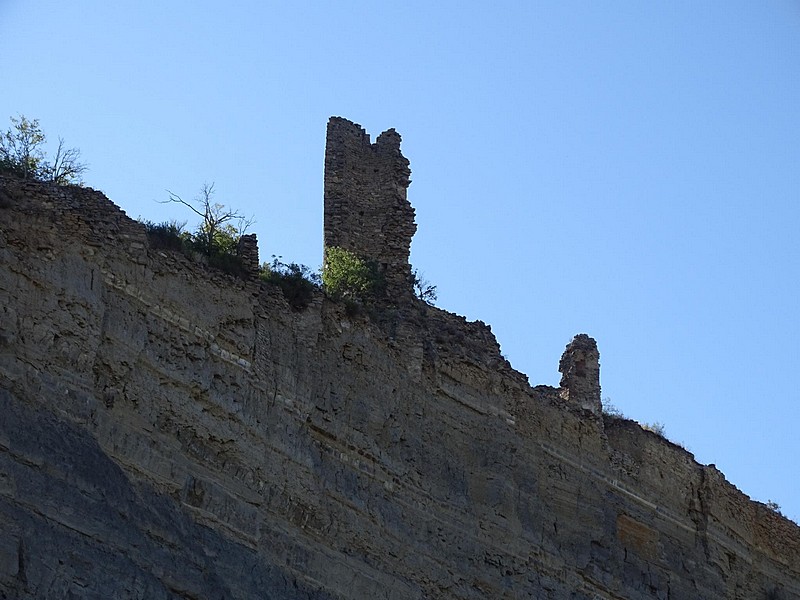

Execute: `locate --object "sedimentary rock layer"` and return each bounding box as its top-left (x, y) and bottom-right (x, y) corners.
top-left (0, 177), bottom-right (798, 599)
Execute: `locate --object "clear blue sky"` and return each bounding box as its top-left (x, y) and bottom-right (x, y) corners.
top-left (2, 1), bottom-right (798, 523)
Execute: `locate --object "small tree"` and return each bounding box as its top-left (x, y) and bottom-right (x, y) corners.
top-left (163, 183), bottom-right (253, 258)
top-left (766, 500), bottom-right (783, 516)
top-left (0, 115), bottom-right (46, 179)
top-left (0, 115), bottom-right (86, 184)
top-left (46, 136), bottom-right (88, 185)
top-left (411, 268), bottom-right (437, 303)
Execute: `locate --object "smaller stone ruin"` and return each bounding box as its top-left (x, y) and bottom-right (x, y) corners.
top-left (559, 333), bottom-right (602, 416)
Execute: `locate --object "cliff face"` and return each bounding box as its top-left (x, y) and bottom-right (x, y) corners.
top-left (0, 134), bottom-right (798, 599)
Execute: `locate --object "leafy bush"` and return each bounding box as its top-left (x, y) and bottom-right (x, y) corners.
top-left (141, 220), bottom-right (189, 252)
top-left (322, 246), bottom-right (384, 301)
top-left (189, 221), bottom-right (241, 259)
top-left (260, 257), bottom-right (320, 309)
top-left (208, 249), bottom-right (248, 278)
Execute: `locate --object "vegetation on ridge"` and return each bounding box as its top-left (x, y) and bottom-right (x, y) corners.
top-left (161, 182), bottom-right (254, 259)
top-left (322, 246), bottom-right (437, 306)
top-left (411, 269), bottom-right (437, 303)
top-left (140, 183), bottom-right (254, 278)
top-left (0, 114), bottom-right (439, 307)
top-left (602, 398), bottom-right (667, 439)
top-left (0, 114), bottom-right (87, 185)
top-left (260, 257), bottom-right (320, 310)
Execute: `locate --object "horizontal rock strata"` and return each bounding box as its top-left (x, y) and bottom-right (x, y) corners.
top-left (0, 176), bottom-right (798, 599)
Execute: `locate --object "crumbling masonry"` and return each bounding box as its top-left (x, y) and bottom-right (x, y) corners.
top-left (559, 333), bottom-right (602, 416)
top-left (323, 117), bottom-right (416, 298)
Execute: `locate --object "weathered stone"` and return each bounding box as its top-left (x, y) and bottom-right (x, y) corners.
top-left (236, 233), bottom-right (260, 280)
top-left (558, 333), bottom-right (602, 415)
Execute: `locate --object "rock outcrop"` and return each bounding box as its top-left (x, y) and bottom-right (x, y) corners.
top-left (0, 120), bottom-right (798, 599)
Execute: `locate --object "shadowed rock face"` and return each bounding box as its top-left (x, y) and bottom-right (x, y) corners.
top-left (1, 170), bottom-right (798, 599)
top-left (0, 389), bottom-right (333, 600)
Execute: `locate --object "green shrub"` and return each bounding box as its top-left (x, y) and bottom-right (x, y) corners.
top-left (141, 220), bottom-right (189, 252)
top-left (261, 257), bottom-right (320, 309)
top-left (190, 221), bottom-right (240, 258)
top-left (208, 250), bottom-right (247, 278)
top-left (322, 246), bottom-right (384, 301)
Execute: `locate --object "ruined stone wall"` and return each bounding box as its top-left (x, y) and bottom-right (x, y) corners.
top-left (559, 333), bottom-right (602, 416)
top-left (1, 177), bottom-right (799, 599)
top-left (324, 117), bottom-right (416, 298)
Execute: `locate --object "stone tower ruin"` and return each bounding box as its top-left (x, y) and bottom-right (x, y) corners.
top-left (559, 334), bottom-right (602, 416)
top-left (323, 117), bottom-right (417, 298)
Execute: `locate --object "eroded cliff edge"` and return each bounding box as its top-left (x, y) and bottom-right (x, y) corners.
top-left (0, 148), bottom-right (798, 598)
